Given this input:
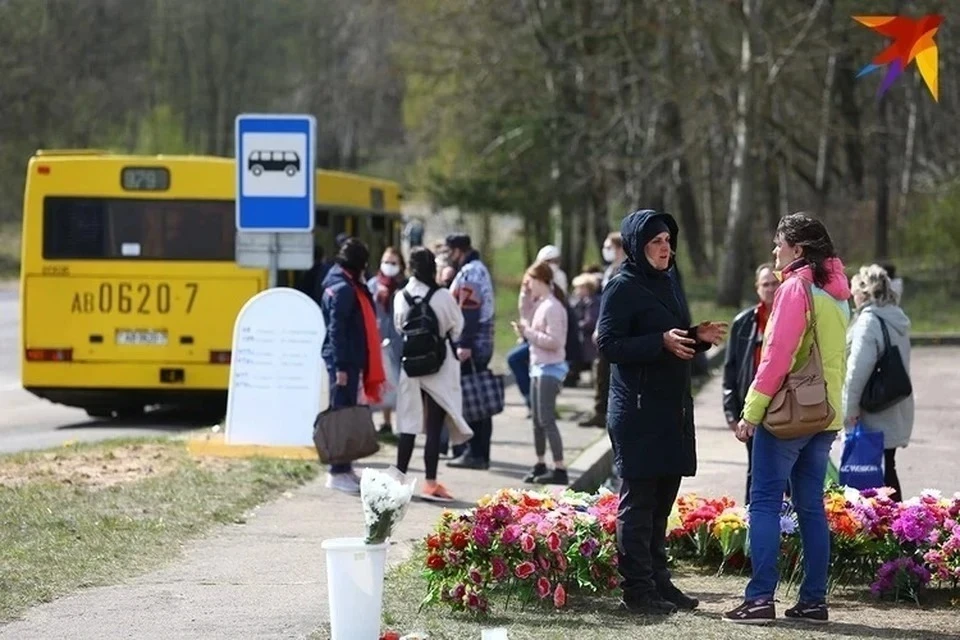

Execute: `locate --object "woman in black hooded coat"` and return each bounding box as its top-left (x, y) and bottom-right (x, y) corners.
top-left (597, 209), bottom-right (727, 615)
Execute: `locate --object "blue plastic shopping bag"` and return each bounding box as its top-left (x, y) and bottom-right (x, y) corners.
top-left (838, 422), bottom-right (885, 490)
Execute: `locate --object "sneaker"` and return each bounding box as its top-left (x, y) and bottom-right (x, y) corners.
top-left (325, 472), bottom-right (360, 494)
top-left (785, 601), bottom-right (828, 624)
top-left (620, 593), bottom-right (678, 616)
top-left (421, 483), bottom-right (455, 503)
top-left (723, 599), bottom-right (776, 625)
top-left (657, 580), bottom-right (699, 611)
top-left (534, 468), bottom-right (569, 486)
top-left (523, 463), bottom-right (547, 484)
top-left (447, 454), bottom-right (489, 470)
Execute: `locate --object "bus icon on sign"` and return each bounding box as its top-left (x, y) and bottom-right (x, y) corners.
top-left (248, 150), bottom-right (301, 177)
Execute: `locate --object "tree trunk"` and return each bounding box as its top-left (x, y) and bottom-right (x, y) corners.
top-left (662, 100), bottom-right (709, 275)
top-left (836, 41), bottom-right (865, 200)
top-left (875, 92), bottom-right (891, 260)
top-left (898, 74), bottom-right (919, 223)
top-left (716, 0), bottom-right (762, 307)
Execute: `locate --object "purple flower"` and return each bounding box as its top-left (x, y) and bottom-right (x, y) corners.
top-left (500, 524), bottom-right (522, 546)
top-left (579, 538), bottom-right (599, 557)
top-left (780, 515), bottom-right (798, 535)
top-left (491, 503), bottom-right (511, 522)
top-left (472, 525), bottom-right (492, 548)
top-left (891, 505), bottom-right (938, 544)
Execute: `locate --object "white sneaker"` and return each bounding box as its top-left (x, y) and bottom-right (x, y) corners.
top-left (325, 472), bottom-right (360, 494)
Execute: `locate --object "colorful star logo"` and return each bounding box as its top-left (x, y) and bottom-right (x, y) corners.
top-left (853, 14), bottom-right (942, 102)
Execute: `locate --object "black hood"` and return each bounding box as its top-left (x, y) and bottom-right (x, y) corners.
top-left (621, 209), bottom-right (679, 277)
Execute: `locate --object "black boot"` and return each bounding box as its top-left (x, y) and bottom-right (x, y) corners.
top-left (657, 579), bottom-right (699, 611)
top-left (534, 468), bottom-right (569, 486)
top-left (620, 591), bottom-right (678, 616)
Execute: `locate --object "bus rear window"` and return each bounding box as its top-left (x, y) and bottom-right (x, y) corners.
top-left (42, 197), bottom-right (234, 261)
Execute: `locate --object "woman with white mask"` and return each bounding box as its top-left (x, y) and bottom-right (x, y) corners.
top-left (367, 247), bottom-right (407, 433)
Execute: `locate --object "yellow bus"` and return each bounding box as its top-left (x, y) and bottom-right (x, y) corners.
top-left (19, 149), bottom-right (403, 419)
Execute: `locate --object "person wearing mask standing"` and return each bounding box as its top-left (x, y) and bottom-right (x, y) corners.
top-left (319, 237), bottom-right (387, 494)
top-left (444, 233), bottom-right (496, 470)
top-left (579, 232), bottom-right (625, 428)
top-left (368, 247), bottom-right (407, 434)
top-left (722, 263), bottom-right (780, 504)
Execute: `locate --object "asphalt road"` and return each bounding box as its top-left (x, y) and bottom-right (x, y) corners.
top-left (0, 284), bottom-right (208, 454)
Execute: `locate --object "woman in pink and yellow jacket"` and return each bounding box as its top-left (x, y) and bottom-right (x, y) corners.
top-left (724, 213), bottom-right (851, 626)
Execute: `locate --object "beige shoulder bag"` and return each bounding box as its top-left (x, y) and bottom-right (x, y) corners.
top-left (763, 280), bottom-right (836, 439)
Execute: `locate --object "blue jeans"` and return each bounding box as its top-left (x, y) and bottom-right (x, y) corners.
top-left (328, 367), bottom-right (360, 475)
top-left (507, 342), bottom-right (531, 407)
top-left (745, 426), bottom-right (837, 603)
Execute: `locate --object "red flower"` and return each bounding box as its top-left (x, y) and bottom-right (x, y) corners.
top-left (555, 552), bottom-right (568, 572)
top-left (426, 534), bottom-right (442, 550)
top-left (520, 533), bottom-right (536, 554)
top-left (491, 556), bottom-right (508, 581)
top-left (514, 561), bottom-right (536, 579)
top-left (469, 568), bottom-right (483, 585)
top-left (546, 531), bottom-right (561, 552)
top-left (536, 577), bottom-right (551, 599)
top-left (553, 583), bottom-right (567, 608)
top-left (426, 554), bottom-right (445, 570)
top-left (450, 531), bottom-right (468, 550)
top-left (380, 631), bottom-right (401, 640)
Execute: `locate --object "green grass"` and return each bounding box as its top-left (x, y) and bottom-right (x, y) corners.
top-left (370, 555), bottom-right (960, 640)
top-left (0, 438), bottom-right (318, 621)
top-left (0, 223), bottom-right (19, 279)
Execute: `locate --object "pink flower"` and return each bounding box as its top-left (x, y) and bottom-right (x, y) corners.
top-left (501, 525), bottom-right (522, 546)
top-left (450, 583), bottom-right (466, 601)
top-left (467, 592), bottom-right (481, 610)
top-left (555, 552), bottom-right (568, 572)
top-left (515, 560), bottom-right (536, 579)
top-left (469, 567), bottom-right (483, 584)
top-left (553, 583), bottom-right (567, 608)
top-left (536, 577), bottom-right (551, 598)
top-left (521, 533), bottom-right (536, 554)
top-left (537, 555), bottom-right (550, 572)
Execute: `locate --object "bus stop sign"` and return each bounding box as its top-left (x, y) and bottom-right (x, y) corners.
top-left (235, 114), bottom-right (316, 233)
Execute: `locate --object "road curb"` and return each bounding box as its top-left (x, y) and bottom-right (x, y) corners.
top-left (565, 344), bottom-right (728, 494)
top-left (911, 334), bottom-right (960, 346)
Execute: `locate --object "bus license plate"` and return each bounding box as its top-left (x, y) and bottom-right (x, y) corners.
top-left (116, 330), bottom-right (168, 346)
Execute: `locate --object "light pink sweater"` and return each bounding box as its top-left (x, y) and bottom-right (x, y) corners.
top-left (520, 292), bottom-right (567, 366)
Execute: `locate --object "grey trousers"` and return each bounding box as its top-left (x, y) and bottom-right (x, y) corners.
top-left (531, 374), bottom-right (564, 462)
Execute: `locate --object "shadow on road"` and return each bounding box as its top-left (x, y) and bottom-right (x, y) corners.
top-left (54, 407), bottom-right (220, 433)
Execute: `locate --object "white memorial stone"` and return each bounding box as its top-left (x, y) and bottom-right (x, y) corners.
top-left (224, 288), bottom-right (327, 446)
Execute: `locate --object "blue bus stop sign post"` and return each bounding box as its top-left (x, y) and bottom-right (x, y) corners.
top-left (235, 113), bottom-right (317, 288)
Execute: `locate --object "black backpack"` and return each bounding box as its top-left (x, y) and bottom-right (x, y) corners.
top-left (400, 288), bottom-right (449, 377)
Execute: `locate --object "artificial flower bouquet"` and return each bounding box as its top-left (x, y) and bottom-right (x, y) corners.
top-left (421, 488), bottom-right (621, 613)
top-left (360, 467), bottom-right (416, 544)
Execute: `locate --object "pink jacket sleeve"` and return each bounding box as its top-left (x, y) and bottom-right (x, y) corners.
top-left (741, 277), bottom-right (810, 425)
top-left (524, 299), bottom-right (566, 351)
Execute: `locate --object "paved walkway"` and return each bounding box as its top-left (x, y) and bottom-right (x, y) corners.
top-left (687, 346), bottom-right (960, 502)
top-left (3, 346), bottom-right (958, 639)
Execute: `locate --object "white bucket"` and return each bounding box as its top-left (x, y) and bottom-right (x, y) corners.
top-left (321, 537), bottom-right (389, 640)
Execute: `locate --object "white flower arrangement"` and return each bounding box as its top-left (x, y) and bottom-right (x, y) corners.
top-left (360, 467), bottom-right (416, 545)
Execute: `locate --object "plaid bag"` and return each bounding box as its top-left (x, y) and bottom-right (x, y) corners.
top-left (461, 363), bottom-right (505, 423)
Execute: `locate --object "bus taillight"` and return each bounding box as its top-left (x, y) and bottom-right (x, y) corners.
top-left (209, 350), bottom-right (231, 364)
top-left (26, 348), bottom-right (72, 362)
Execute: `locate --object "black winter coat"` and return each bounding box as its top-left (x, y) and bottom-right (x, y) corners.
top-left (596, 210), bottom-right (711, 479)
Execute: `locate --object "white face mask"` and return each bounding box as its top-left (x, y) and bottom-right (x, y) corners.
top-left (380, 262), bottom-right (400, 278)
top-left (602, 247), bottom-right (617, 263)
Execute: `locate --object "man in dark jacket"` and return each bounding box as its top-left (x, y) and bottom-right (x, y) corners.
top-left (597, 209), bottom-right (727, 615)
top-left (722, 263), bottom-right (778, 504)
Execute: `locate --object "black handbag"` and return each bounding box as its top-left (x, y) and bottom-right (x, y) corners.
top-left (860, 315), bottom-right (913, 413)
